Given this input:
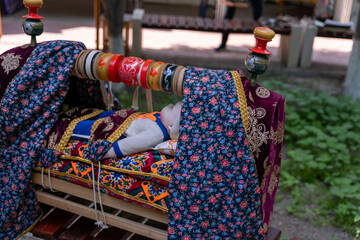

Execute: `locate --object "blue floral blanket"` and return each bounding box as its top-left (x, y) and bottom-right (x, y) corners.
top-left (168, 67), bottom-right (264, 239)
top-left (0, 41), bottom-right (110, 239)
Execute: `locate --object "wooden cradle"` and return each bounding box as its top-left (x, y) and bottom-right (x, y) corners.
top-left (29, 65), bottom-right (282, 240)
top-left (12, 3), bottom-right (282, 238)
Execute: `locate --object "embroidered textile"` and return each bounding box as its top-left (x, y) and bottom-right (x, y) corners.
top-left (168, 67), bottom-right (264, 239)
top-left (238, 69), bottom-right (286, 238)
top-left (34, 146), bottom-right (173, 212)
top-left (0, 44), bottom-right (36, 104)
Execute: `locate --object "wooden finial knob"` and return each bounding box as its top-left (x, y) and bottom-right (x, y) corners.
top-left (22, 0), bottom-right (44, 46)
top-left (249, 26), bottom-right (275, 55)
top-left (23, 0), bottom-right (43, 7)
top-left (23, 0), bottom-right (44, 19)
top-left (254, 27), bottom-right (275, 41)
top-left (245, 27), bottom-right (275, 86)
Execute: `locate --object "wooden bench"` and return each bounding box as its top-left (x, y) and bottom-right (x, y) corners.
top-left (140, 13), bottom-right (291, 34)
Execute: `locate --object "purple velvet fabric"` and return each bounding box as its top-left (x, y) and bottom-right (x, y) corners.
top-left (238, 69), bottom-right (286, 238)
top-left (0, 44), bottom-right (36, 101)
top-left (43, 108), bottom-right (101, 150)
top-left (91, 109), bottom-right (137, 140)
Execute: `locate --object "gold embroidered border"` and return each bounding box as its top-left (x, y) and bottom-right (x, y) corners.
top-left (90, 117), bottom-right (106, 136)
top-left (33, 167), bottom-right (168, 213)
top-left (230, 70), bottom-right (258, 173)
top-left (15, 208), bottom-right (43, 240)
top-left (56, 110), bottom-right (104, 152)
top-left (107, 112), bottom-right (142, 143)
top-left (230, 71), bottom-right (249, 131)
top-left (60, 155), bottom-right (171, 182)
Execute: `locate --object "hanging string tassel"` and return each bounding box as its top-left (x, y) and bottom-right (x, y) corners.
top-left (91, 162), bottom-right (101, 226)
top-left (107, 82), bottom-right (114, 111)
top-left (41, 167), bottom-right (48, 189)
top-left (131, 86), bottom-right (140, 111)
top-left (97, 162), bottom-right (108, 229)
top-left (47, 166), bottom-right (56, 192)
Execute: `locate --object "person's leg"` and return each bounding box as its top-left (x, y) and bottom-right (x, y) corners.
top-left (250, 0), bottom-right (263, 21)
top-left (215, 6), bottom-right (236, 51)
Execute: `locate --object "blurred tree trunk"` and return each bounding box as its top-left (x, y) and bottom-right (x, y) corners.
top-left (101, 0), bottom-right (126, 55)
top-left (344, 1), bottom-right (360, 101)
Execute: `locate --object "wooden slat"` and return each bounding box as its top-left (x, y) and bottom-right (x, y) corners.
top-left (213, 19), bottom-right (224, 31)
top-left (58, 217), bottom-right (101, 240)
top-left (194, 17), bottom-right (205, 30)
top-left (32, 173), bottom-right (168, 224)
top-left (242, 20), bottom-right (253, 32)
top-left (159, 15), bottom-right (168, 28)
top-left (224, 19), bottom-right (233, 31)
top-left (142, 14), bottom-right (152, 26)
top-left (150, 14), bottom-right (160, 27)
top-left (204, 18), bottom-right (214, 31)
top-left (35, 191), bottom-right (168, 240)
top-left (168, 15), bottom-right (177, 28)
top-left (186, 16), bottom-right (196, 30)
top-left (32, 207), bottom-right (78, 240)
top-left (177, 16), bottom-right (186, 29)
top-left (230, 19), bottom-right (241, 32)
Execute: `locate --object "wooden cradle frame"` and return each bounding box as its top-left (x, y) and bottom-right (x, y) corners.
top-left (32, 169), bottom-right (282, 240)
top-left (32, 172), bottom-right (169, 240)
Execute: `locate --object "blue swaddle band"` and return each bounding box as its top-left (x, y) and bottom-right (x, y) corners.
top-left (154, 112), bottom-right (170, 141)
top-left (72, 111), bottom-right (116, 140)
top-left (113, 141), bottom-right (124, 158)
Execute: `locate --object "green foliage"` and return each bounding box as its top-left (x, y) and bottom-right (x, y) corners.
top-left (262, 78), bottom-right (360, 238)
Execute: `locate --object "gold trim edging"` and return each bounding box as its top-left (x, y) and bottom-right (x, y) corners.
top-left (107, 112), bottom-right (142, 143)
top-left (56, 110), bottom-right (104, 152)
top-left (230, 70), bottom-right (258, 174)
top-left (15, 209), bottom-right (43, 240)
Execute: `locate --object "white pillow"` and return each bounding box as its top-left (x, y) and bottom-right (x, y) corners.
top-left (152, 140), bottom-right (178, 156)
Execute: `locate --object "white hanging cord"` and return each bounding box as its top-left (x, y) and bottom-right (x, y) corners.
top-left (97, 162), bottom-right (108, 229)
top-left (91, 162), bottom-right (100, 225)
top-left (47, 166), bottom-right (55, 192)
top-left (131, 86), bottom-right (140, 111)
top-left (107, 82), bottom-right (114, 111)
top-left (41, 167), bottom-right (48, 189)
top-left (145, 89), bottom-right (153, 113)
top-left (100, 80), bottom-right (110, 109)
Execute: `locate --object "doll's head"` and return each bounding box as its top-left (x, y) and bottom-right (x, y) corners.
top-left (160, 101), bottom-right (182, 140)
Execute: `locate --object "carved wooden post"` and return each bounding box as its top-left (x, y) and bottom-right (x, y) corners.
top-left (245, 27), bottom-right (275, 86)
top-left (22, 0), bottom-right (44, 46)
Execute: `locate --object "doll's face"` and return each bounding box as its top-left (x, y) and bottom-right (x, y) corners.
top-left (160, 102), bottom-right (182, 139)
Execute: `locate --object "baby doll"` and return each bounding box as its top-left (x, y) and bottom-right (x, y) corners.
top-left (71, 102), bottom-right (182, 159)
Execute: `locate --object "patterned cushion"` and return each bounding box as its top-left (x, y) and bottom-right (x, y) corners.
top-left (152, 139), bottom-right (178, 156)
top-left (34, 139), bottom-right (175, 212)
